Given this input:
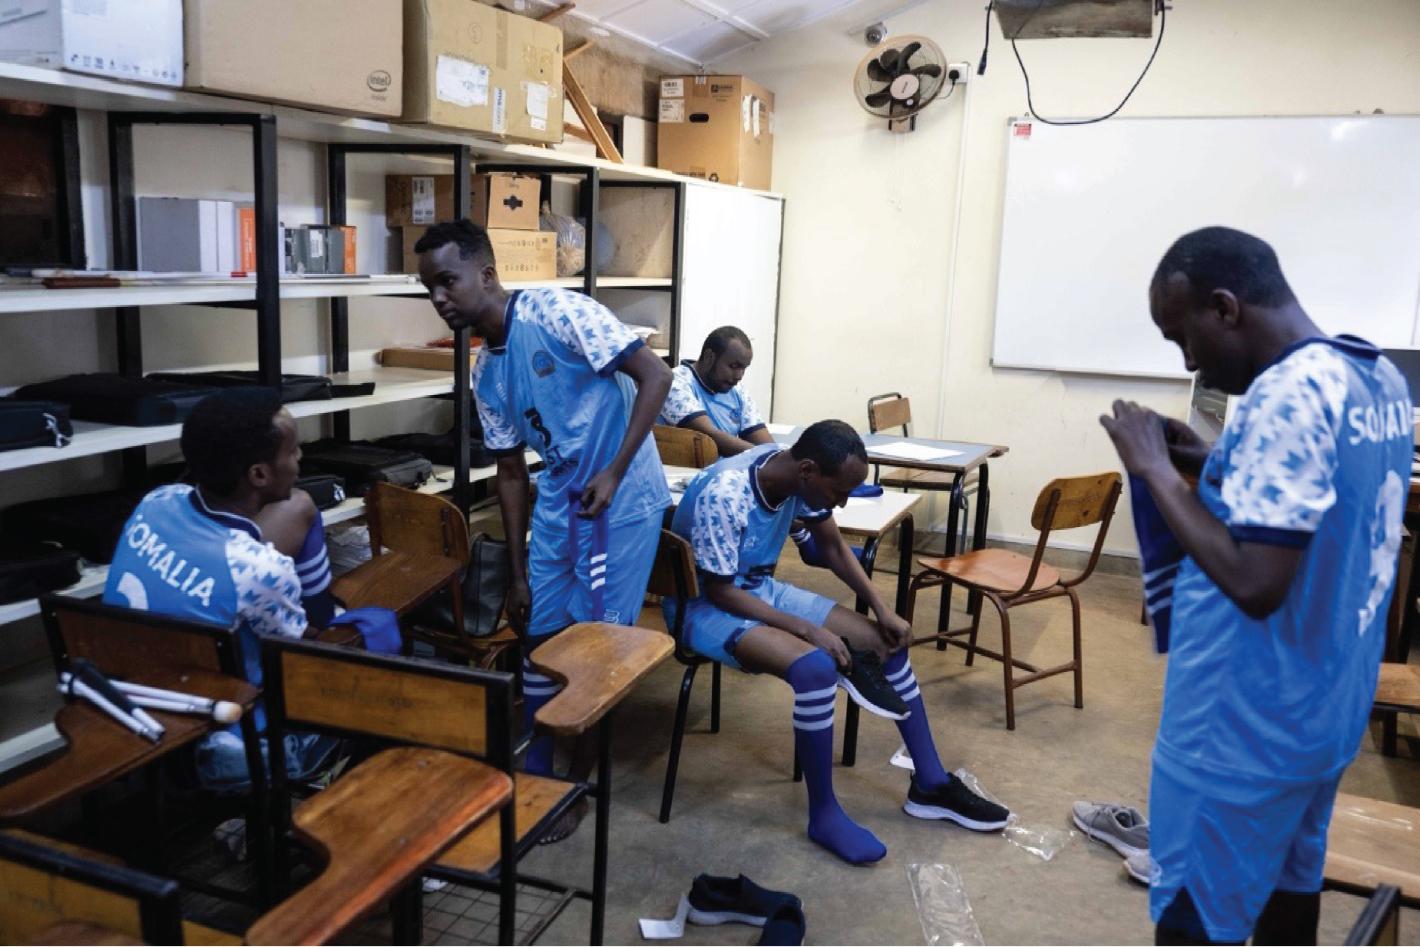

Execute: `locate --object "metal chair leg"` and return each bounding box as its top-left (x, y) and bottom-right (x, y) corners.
top-left (842, 700), bottom-right (859, 767)
top-left (660, 664), bottom-right (699, 823)
top-left (710, 662), bottom-right (722, 735)
top-left (591, 716), bottom-right (613, 945)
top-left (998, 600), bottom-right (1016, 731)
top-left (391, 882), bottom-right (423, 945)
top-left (1069, 588), bottom-right (1084, 709)
top-left (792, 741), bottom-right (803, 783)
top-left (964, 594), bottom-right (984, 667)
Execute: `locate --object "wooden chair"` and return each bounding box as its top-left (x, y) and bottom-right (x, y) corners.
top-left (868, 392), bottom-right (979, 554)
top-left (1326, 793), bottom-right (1420, 908)
top-left (334, 482), bottom-right (518, 670)
top-left (256, 638), bottom-right (515, 946)
top-left (1374, 663), bottom-right (1420, 757)
top-left (905, 472), bottom-right (1123, 730)
top-left (648, 530), bottom-right (857, 822)
top-left (35, 596), bottom-right (272, 905)
top-left (653, 424), bottom-right (719, 469)
top-left (1344, 884), bottom-right (1401, 945)
top-left (427, 622), bottom-right (672, 945)
top-left (0, 828), bottom-right (183, 945)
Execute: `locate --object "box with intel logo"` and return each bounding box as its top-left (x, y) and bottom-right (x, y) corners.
top-left (0, 0), bottom-right (183, 87)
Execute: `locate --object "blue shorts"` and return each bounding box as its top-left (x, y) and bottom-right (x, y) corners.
top-left (527, 512), bottom-right (662, 639)
top-left (195, 728), bottom-right (340, 795)
top-left (1148, 754), bottom-right (1341, 942)
top-left (667, 576), bottom-right (837, 669)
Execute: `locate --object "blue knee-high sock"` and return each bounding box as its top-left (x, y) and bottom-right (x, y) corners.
top-left (788, 650), bottom-right (885, 865)
top-left (522, 654), bottom-right (562, 776)
top-left (883, 649), bottom-right (951, 790)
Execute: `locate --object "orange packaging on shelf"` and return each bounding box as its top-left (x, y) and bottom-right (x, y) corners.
top-left (238, 208), bottom-right (256, 272)
top-left (657, 74), bottom-right (774, 190)
top-left (337, 225), bottom-right (357, 274)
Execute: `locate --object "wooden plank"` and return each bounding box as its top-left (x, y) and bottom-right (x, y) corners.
top-left (246, 747), bottom-right (510, 946)
top-left (1376, 663), bottom-right (1420, 710)
top-left (530, 623), bottom-right (671, 736)
top-left (562, 62), bottom-right (622, 164)
top-left (330, 550), bottom-right (461, 617)
top-left (537, 2), bottom-right (575, 21)
top-left (1326, 793), bottom-right (1420, 900)
top-left (435, 772), bottom-right (573, 876)
top-left (565, 40), bottom-right (595, 62)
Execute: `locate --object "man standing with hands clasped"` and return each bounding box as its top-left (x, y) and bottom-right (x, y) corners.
top-left (1100, 227), bottom-right (1411, 945)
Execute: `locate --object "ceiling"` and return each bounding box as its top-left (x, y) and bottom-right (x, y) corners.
top-left (518, 0), bottom-right (930, 67)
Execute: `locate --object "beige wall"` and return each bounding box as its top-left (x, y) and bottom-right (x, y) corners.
top-left (722, 0), bottom-right (1420, 554)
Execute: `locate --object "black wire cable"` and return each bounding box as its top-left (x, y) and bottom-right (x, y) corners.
top-left (977, 0), bottom-right (994, 75)
top-left (1010, 0), bottom-right (1169, 126)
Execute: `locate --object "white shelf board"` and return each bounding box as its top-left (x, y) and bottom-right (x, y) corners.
top-left (0, 367), bottom-right (453, 473)
top-left (0, 62), bottom-right (782, 197)
top-left (0, 276), bottom-right (672, 314)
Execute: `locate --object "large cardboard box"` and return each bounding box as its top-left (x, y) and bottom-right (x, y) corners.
top-left (657, 75), bottom-right (774, 190)
top-left (401, 226), bottom-right (555, 281)
top-left (472, 173), bottom-right (540, 230)
top-left (386, 175), bottom-right (455, 227)
top-left (402, 0), bottom-right (563, 145)
top-left (0, 0), bottom-right (183, 86)
top-left (183, 0), bottom-right (402, 117)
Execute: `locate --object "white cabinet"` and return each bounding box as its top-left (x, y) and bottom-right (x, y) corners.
top-left (678, 183), bottom-right (784, 415)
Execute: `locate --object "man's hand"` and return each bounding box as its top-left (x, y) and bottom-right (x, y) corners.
top-left (805, 624), bottom-right (850, 669)
top-left (578, 467), bottom-right (623, 519)
top-left (875, 611), bottom-right (912, 649)
top-left (505, 577), bottom-right (531, 633)
top-left (1099, 400), bottom-right (1175, 481)
top-left (1163, 417), bottom-right (1212, 475)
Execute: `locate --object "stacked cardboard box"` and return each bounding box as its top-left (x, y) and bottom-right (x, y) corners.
top-left (0, 0), bottom-right (184, 86)
top-left (390, 172), bottom-right (553, 280)
top-left (657, 75), bottom-right (774, 190)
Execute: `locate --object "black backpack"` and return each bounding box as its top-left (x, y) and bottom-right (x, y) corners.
top-left (300, 441), bottom-right (434, 497)
top-left (0, 400), bottom-right (73, 452)
top-left (13, 374), bottom-right (219, 427)
top-left (0, 542), bottom-right (82, 605)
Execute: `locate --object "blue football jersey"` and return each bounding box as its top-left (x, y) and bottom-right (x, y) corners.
top-left (1159, 336), bottom-right (1412, 788)
top-left (660, 361), bottom-right (766, 437)
top-left (671, 443), bottom-right (830, 589)
top-left (103, 485), bottom-right (307, 726)
top-left (474, 288), bottom-right (670, 530)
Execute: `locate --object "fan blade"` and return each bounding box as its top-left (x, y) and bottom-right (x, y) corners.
top-left (899, 41), bottom-right (922, 68)
top-left (866, 58), bottom-right (893, 82)
top-left (913, 63), bottom-right (943, 79)
top-left (877, 48), bottom-right (900, 74)
top-left (864, 90), bottom-right (893, 109)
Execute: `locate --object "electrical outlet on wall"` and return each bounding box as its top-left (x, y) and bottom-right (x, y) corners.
top-left (945, 62), bottom-right (972, 85)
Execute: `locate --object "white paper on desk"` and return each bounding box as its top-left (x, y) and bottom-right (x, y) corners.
top-left (765, 422), bottom-right (797, 435)
top-left (870, 440), bottom-right (963, 462)
top-left (845, 497), bottom-right (874, 508)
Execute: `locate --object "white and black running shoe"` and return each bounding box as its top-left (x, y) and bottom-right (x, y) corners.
top-left (903, 776), bottom-right (1011, 831)
top-left (836, 641), bottom-right (910, 720)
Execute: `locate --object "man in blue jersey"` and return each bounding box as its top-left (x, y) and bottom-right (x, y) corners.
top-left (1100, 227), bottom-right (1411, 945)
top-left (416, 220), bottom-right (672, 805)
top-left (668, 420), bottom-right (1010, 865)
top-left (660, 326), bottom-right (772, 457)
top-left (104, 388), bottom-right (335, 792)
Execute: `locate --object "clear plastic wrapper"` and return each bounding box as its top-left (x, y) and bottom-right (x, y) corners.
top-left (540, 201), bottom-right (586, 276)
top-left (907, 863), bottom-right (984, 946)
top-left (954, 768), bottom-right (1075, 862)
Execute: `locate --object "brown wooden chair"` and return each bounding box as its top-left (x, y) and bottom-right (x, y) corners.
top-left (867, 392), bottom-right (981, 555)
top-left (333, 482), bottom-right (518, 670)
top-left (1374, 663), bottom-right (1420, 757)
top-left (905, 472), bottom-right (1123, 730)
top-left (653, 424), bottom-right (719, 469)
top-left (256, 637), bottom-right (515, 946)
top-left (1326, 794), bottom-right (1420, 909)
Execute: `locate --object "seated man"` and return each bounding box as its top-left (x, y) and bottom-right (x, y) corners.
top-left (104, 388), bottom-right (334, 792)
top-left (659, 325), bottom-right (772, 458)
top-left (666, 420), bottom-right (1010, 865)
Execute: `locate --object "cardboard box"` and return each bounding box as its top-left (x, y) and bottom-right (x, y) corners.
top-left (386, 175), bottom-right (455, 227)
top-left (0, 0), bottom-right (183, 86)
top-left (657, 75), bottom-right (774, 190)
top-left (472, 173), bottom-right (540, 230)
top-left (400, 226), bottom-right (555, 281)
top-left (402, 0), bottom-right (563, 145)
top-left (379, 343), bottom-right (481, 372)
top-left (183, 0), bottom-right (402, 117)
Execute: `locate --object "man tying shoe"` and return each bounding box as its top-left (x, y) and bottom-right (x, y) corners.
top-left (667, 420), bottom-right (1010, 864)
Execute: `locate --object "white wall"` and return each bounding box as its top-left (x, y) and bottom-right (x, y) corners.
top-left (722, 0), bottom-right (1420, 554)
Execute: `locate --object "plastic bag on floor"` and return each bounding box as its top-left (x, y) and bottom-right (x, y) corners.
top-left (907, 863), bottom-right (984, 946)
top-left (955, 768), bottom-right (1075, 862)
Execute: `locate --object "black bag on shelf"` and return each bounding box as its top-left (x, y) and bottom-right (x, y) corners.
top-left (373, 427), bottom-right (492, 469)
top-left (0, 399), bottom-right (73, 452)
top-left (145, 371), bottom-right (374, 403)
top-left (296, 474), bottom-right (347, 510)
top-left (0, 542), bottom-right (83, 605)
top-left (13, 374), bottom-right (219, 427)
top-left (299, 440), bottom-right (433, 497)
top-left (2, 487), bottom-right (152, 564)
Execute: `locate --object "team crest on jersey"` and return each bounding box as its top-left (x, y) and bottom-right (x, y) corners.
top-left (532, 350), bottom-right (556, 377)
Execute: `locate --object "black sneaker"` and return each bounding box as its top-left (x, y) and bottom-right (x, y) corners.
top-left (836, 641), bottom-right (910, 720)
top-left (903, 775), bottom-right (1011, 831)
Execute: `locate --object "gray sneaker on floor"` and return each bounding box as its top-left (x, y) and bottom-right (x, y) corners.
top-left (1071, 801), bottom-right (1149, 858)
top-left (1123, 849), bottom-right (1155, 886)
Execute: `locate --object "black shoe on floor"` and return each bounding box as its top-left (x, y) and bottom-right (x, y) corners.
top-left (836, 641), bottom-right (909, 720)
top-left (903, 775), bottom-right (1011, 831)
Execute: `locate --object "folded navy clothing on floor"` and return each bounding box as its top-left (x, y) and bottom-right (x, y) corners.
top-left (640, 873), bottom-right (805, 945)
top-left (1129, 474), bottom-right (1182, 654)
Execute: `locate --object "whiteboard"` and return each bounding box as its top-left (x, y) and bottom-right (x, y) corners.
top-left (992, 116), bottom-right (1420, 378)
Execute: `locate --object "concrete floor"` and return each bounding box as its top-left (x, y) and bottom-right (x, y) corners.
top-left (515, 549), bottom-right (1420, 945)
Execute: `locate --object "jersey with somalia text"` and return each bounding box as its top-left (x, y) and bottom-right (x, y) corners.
top-left (473, 289), bottom-right (669, 530)
top-left (103, 484), bottom-right (306, 694)
top-left (1158, 336), bottom-right (1411, 788)
top-left (660, 361), bottom-right (766, 437)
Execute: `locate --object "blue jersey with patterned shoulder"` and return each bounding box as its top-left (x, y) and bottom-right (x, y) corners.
top-left (103, 485), bottom-right (307, 726)
top-left (1159, 336), bottom-right (1411, 789)
top-left (660, 361), bottom-right (766, 437)
top-left (671, 443), bottom-right (830, 590)
top-left (474, 288), bottom-right (670, 530)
